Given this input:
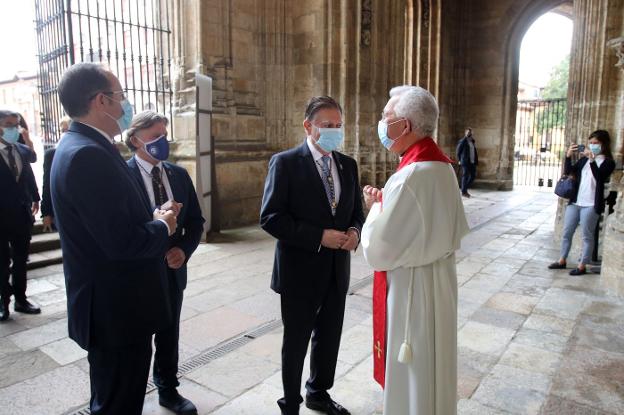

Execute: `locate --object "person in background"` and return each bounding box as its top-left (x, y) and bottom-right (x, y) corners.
top-left (15, 113), bottom-right (36, 154)
top-left (41, 116), bottom-right (71, 232)
top-left (548, 129), bottom-right (615, 275)
top-left (0, 110), bottom-right (41, 321)
top-left (125, 111), bottom-right (205, 415)
top-left (456, 127), bottom-right (478, 197)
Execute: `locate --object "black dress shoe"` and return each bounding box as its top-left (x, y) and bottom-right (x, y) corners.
top-left (305, 398), bottom-right (351, 415)
top-left (14, 299), bottom-right (41, 314)
top-left (548, 261), bottom-right (566, 269)
top-left (159, 390), bottom-right (197, 415)
top-left (569, 267), bottom-right (587, 276)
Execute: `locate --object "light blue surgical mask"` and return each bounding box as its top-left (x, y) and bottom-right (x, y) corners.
top-left (316, 127), bottom-right (344, 152)
top-left (104, 96), bottom-right (134, 134)
top-left (143, 135), bottom-right (170, 161)
top-left (589, 143), bottom-right (602, 155)
top-left (1, 126), bottom-right (19, 144)
top-left (377, 121), bottom-right (395, 150)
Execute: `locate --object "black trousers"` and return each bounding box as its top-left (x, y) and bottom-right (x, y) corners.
top-left (153, 270), bottom-right (184, 393)
top-left (278, 278), bottom-right (347, 414)
top-left (0, 213), bottom-right (32, 305)
top-left (461, 163), bottom-right (477, 194)
top-left (88, 337), bottom-right (152, 415)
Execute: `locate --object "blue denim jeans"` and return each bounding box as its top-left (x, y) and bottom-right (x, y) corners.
top-left (560, 204), bottom-right (600, 265)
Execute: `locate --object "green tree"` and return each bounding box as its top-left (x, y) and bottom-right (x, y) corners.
top-left (536, 54), bottom-right (569, 135)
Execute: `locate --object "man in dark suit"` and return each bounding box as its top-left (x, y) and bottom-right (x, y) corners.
top-left (51, 62), bottom-right (178, 415)
top-left (125, 110), bottom-right (205, 415)
top-left (456, 127), bottom-right (479, 197)
top-left (41, 116), bottom-right (70, 232)
top-left (0, 110), bottom-right (41, 321)
top-left (260, 96), bottom-right (364, 415)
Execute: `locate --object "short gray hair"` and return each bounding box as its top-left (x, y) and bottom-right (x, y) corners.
top-left (389, 85), bottom-right (439, 138)
top-left (124, 110), bottom-right (169, 151)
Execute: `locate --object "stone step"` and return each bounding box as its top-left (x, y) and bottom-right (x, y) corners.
top-left (30, 232), bottom-right (61, 254)
top-left (27, 248), bottom-right (63, 270)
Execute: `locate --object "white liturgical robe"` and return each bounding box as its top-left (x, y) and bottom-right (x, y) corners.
top-left (362, 160), bottom-right (469, 415)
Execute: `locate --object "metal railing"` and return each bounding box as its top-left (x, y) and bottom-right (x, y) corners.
top-left (35, 0), bottom-right (174, 146)
top-left (514, 98), bottom-right (567, 187)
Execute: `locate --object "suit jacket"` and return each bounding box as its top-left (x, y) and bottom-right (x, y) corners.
top-left (456, 136), bottom-right (478, 166)
top-left (41, 147), bottom-right (56, 217)
top-left (127, 156), bottom-right (205, 290)
top-left (260, 141), bottom-right (364, 299)
top-left (0, 142), bottom-right (40, 228)
top-left (51, 121), bottom-right (172, 350)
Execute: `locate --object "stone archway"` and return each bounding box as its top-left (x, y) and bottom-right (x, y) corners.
top-left (498, 0), bottom-right (573, 188)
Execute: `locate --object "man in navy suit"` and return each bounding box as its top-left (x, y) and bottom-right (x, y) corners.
top-left (51, 63), bottom-right (178, 415)
top-left (125, 110), bottom-right (205, 415)
top-left (260, 96), bottom-right (364, 415)
top-left (456, 127), bottom-right (478, 197)
top-left (0, 110), bottom-right (41, 321)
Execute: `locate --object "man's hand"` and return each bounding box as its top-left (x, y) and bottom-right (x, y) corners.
top-left (42, 215), bottom-right (54, 232)
top-left (340, 229), bottom-right (359, 251)
top-left (154, 209), bottom-right (177, 235)
top-left (363, 185), bottom-right (382, 210)
top-left (321, 229), bottom-right (349, 250)
top-left (166, 247), bottom-right (186, 269)
top-left (160, 200), bottom-right (183, 216)
top-left (31, 202), bottom-right (39, 217)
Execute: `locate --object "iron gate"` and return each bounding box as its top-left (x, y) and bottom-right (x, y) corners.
top-left (514, 98), bottom-right (567, 187)
top-left (34, 0), bottom-right (174, 147)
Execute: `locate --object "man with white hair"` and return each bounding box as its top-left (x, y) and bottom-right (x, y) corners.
top-left (361, 86), bottom-right (469, 414)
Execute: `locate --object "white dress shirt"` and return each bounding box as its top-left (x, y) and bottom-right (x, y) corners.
top-left (134, 155), bottom-right (174, 207)
top-left (0, 140), bottom-right (23, 179)
top-left (306, 137), bottom-right (341, 203)
top-left (76, 121), bottom-right (115, 144)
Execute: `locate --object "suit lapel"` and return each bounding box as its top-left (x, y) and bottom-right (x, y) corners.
top-left (163, 163), bottom-right (183, 205)
top-left (332, 151), bottom-right (347, 213)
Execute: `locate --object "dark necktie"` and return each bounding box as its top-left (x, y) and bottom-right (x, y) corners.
top-left (319, 155), bottom-right (337, 215)
top-left (151, 166), bottom-right (168, 207)
top-left (6, 145), bottom-right (19, 181)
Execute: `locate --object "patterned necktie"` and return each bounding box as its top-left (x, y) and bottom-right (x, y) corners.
top-left (319, 155), bottom-right (337, 215)
top-left (6, 145), bottom-right (19, 181)
top-left (151, 166), bottom-right (168, 207)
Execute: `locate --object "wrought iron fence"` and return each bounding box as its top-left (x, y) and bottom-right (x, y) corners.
top-left (514, 98), bottom-right (567, 187)
top-left (35, 0), bottom-right (173, 146)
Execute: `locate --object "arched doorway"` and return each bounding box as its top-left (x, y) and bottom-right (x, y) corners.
top-left (514, 12), bottom-right (573, 188)
top-left (498, 0), bottom-right (573, 190)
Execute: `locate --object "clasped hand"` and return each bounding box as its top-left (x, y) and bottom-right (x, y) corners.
top-left (153, 200), bottom-right (183, 236)
top-left (363, 185), bottom-right (382, 210)
top-left (321, 229), bottom-right (358, 251)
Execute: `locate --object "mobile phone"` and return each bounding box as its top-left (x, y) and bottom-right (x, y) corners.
top-left (577, 144), bottom-right (585, 153)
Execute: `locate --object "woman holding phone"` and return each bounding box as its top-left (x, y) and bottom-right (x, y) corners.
top-left (549, 130), bottom-right (615, 275)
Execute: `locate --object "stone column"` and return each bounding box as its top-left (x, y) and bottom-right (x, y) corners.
top-left (553, 0), bottom-right (624, 243)
top-left (601, 35), bottom-right (624, 296)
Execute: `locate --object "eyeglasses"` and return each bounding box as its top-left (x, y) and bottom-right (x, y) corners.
top-left (90, 90), bottom-right (127, 101)
top-left (312, 120), bottom-right (343, 129)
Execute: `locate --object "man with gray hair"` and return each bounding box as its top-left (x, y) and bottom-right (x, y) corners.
top-left (361, 85), bottom-right (469, 414)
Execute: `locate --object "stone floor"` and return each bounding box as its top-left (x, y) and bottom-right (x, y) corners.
top-left (1, 189), bottom-right (623, 415)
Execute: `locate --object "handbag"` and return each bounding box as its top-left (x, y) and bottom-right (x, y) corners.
top-left (554, 175), bottom-right (577, 199)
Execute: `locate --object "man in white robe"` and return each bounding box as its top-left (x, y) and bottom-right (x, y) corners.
top-left (361, 85), bottom-right (469, 415)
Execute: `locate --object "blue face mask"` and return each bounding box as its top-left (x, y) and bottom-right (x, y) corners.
top-left (1, 126), bottom-right (19, 144)
top-left (104, 96), bottom-right (134, 134)
top-left (316, 127), bottom-right (344, 152)
top-left (377, 121), bottom-right (395, 150)
top-left (589, 143), bottom-right (602, 155)
top-left (143, 135), bottom-right (170, 161)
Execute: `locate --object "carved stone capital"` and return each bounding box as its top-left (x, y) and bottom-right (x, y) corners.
top-left (607, 37), bottom-right (624, 69)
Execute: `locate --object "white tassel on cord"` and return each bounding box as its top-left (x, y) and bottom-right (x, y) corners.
top-left (398, 268), bottom-right (415, 364)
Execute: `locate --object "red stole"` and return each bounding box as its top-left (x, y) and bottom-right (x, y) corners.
top-left (372, 137), bottom-right (452, 388)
